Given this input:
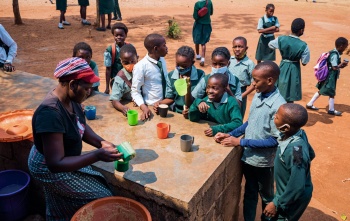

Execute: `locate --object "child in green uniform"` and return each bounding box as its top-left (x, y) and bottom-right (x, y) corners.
top-left (189, 74), bottom-right (242, 137)
top-left (306, 37), bottom-right (349, 116)
top-left (72, 42), bottom-right (100, 92)
top-left (112, 0), bottom-right (122, 21)
top-left (192, 0), bottom-right (213, 66)
top-left (153, 46), bottom-right (205, 118)
top-left (56, 0), bottom-right (71, 29)
top-left (269, 18), bottom-right (310, 103)
top-left (104, 23), bottom-right (129, 94)
top-left (191, 47), bottom-right (242, 106)
top-left (78, 0), bottom-right (91, 25)
top-left (215, 61), bottom-right (286, 221)
top-left (263, 103), bottom-right (315, 221)
top-left (229, 36), bottom-right (255, 118)
top-left (110, 44), bottom-right (138, 116)
top-left (255, 4), bottom-right (280, 64)
top-left (96, 0), bottom-right (114, 31)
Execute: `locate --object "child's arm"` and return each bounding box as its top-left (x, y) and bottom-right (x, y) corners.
top-left (242, 62), bottom-right (256, 99)
top-left (210, 100), bottom-right (243, 136)
top-left (191, 77), bottom-right (206, 99)
top-left (103, 49), bottom-right (113, 94)
top-left (188, 98), bottom-right (207, 122)
top-left (257, 18), bottom-right (279, 34)
top-left (301, 45), bottom-right (310, 66)
top-left (193, 2), bottom-right (199, 20)
top-left (105, 67), bottom-right (112, 94)
top-left (268, 38), bottom-right (279, 50)
top-left (153, 75), bottom-right (175, 113)
top-left (112, 100), bottom-right (129, 116)
top-left (109, 77), bottom-right (129, 116)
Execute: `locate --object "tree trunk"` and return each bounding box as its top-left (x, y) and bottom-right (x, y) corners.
top-left (96, 0), bottom-right (100, 27)
top-left (13, 0), bottom-right (23, 25)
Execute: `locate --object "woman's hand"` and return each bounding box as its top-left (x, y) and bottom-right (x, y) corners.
top-left (97, 141), bottom-right (123, 162)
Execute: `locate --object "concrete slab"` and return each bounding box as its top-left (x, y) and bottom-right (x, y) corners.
top-left (0, 70), bottom-right (243, 220)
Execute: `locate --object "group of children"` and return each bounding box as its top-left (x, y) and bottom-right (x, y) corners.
top-left (65, 2), bottom-right (349, 220)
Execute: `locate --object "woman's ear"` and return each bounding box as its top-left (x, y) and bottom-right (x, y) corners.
top-left (69, 80), bottom-right (78, 90)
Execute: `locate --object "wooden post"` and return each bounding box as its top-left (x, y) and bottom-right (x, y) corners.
top-left (12, 0), bottom-right (23, 25)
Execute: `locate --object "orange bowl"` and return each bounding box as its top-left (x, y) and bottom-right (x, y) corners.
top-left (0, 109), bottom-right (34, 142)
top-left (71, 196), bottom-right (152, 221)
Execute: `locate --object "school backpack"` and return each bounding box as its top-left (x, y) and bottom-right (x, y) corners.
top-left (197, 0), bottom-right (208, 17)
top-left (314, 52), bottom-right (330, 82)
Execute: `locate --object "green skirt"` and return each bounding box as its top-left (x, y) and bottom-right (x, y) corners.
top-left (316, 70), bottom-right (339, 97)
top-left (99, 0), bottom-right (114, 14)
top-left (276, 61), bottom-right (302, 102)
top-left (255, 35), bottom-right (275, 61)
top-left (192, 22), bottom-right (212, 45)
top-left (78, 0), bottom-right (89, 6)
top-left (56, 0), bottom-right (67, 11)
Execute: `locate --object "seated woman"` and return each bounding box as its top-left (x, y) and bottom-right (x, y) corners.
top-left (28, 57), bottom-right (123, 221)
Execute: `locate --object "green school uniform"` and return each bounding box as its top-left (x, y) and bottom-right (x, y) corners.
top-left (165, 66), bottom-right (205, 113)
top-left (78, 0), bottom-right (89, 6)
top-left (89, 60), bottom-right (100, 91)
top-left (188, 93), bottom-right (242, 135)
top-left (255, 16), bottom-right (278, 61)
top-left (56, 0), bottom-right (67, 11)
top-left (272, 130), bottom-right (315, 221)
top-left (105, 44), bottom-right (124, 79)
top-left (316, 49), bottom-right (340, 97)
top-left (99, 0), bottom-right (114, 14)
top-left (276, 35), bottom-right (308, 102)
top-left (192, 0), bottom-right (213, 45)
top-left (109, 68), bottom-right (132, 101)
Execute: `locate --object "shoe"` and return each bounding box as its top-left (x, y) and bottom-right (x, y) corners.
top-left (58, 23), bottom-right (64, 29)
top-left (106, 26), bottom-right (111, 29)
top-left (117, 17), bottom-right (122, 21)
top-left (111, 17), bottom-right (117, 20)
top-left (62, 21), bottom-right (71, 26)
top-left (82, 20), bottom-right (91, 26)
top-left (306, 104), bottom-right (319, 110)
top-left (196, 55), bottom-right (201, 60)
top-left (96, 27), bottom-right (106, 32)
top-left (328, 110), bottom-right (342, 116)
top-left (200, 61), bottom-right (205, 67)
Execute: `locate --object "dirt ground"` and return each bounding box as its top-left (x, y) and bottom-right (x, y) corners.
top-left (1, 0), bottom-right (350, 220)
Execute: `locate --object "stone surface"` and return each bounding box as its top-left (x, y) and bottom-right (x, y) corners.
top-left (1, 71), bottom-right (244, 220)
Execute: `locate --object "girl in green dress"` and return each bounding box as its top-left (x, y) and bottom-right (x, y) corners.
top-left (268, 18), bottom-right (310, 103)
top-left (306, 37), bottom-right (349, 116)
top-left (192, 0), bottom-right (213, 66)
top-left (255, 4), bottom-right (280, 64)
top-left (96, 0), bottom-right (114, 31)
top-left (56, 0), bottom-right (71, 29)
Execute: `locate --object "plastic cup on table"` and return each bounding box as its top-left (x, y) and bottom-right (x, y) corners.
top-left (127, 110), bottom-right (138, 126)
top-left (84, 105), bottom-right (96, 120)
top-left (174, 79), bottom-right (187, 96)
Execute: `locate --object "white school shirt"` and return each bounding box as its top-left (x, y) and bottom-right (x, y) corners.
top-left (131, 54), bottom-right (168, 106)
top-left (0, 24), bottom-right (17, 64)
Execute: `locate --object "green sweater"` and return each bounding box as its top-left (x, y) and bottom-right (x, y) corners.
top-left (193, 0), bottom-right (213, 24)
top-left (188, 95), bottom-right (242, 135)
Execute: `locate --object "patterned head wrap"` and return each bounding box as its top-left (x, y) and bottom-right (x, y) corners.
top-left (54, 57), bottom-right (100, 83)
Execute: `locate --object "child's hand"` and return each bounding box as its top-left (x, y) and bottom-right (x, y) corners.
top-left (214, 133), bottom-right (230, 143)
top-left (3, 63), bottom-right (15, 72)
top-left (221, 136), bottom-right (240, 147)
top-left (153, 102), bottom-right (160, 114)
top-left (204, 128), bottom-right (213, 137)
top-left (339, 61), bottom-right (348, 68)
top-left (198, 102), bottom-right (210, 113)
top-left (263, 202), bottom-right (277, 218)
top-left (121, 106), bottom-right (129, 117)
top-left (140, 104), bottom-right (152, 121)
top-left (182, 107), bottom-right (189, 119)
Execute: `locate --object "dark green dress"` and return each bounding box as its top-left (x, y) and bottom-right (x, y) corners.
top-left (192, 0), bottom-right (213, 45)
top-left (78, 0), bottom-right (89, 6)
top-left (276, 35), bottom-right (307, 102)
top-left (316, 50), bottom-right (340, 97)
top-left (99, 0), bottom-right (114, 14)
top-left (255, 16), bottom-right (277, 61)
top-left (56, 0), bottom-right (67, 11)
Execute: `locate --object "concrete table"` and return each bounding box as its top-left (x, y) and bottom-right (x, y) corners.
top-left (0, 71), bottom-right (243, 221)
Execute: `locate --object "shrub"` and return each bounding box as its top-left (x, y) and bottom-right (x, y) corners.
top-left (167, 18), bottom-right (181, 39)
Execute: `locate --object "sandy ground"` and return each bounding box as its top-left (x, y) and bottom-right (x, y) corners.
top-left (1, 0), bottom-right (350, 220)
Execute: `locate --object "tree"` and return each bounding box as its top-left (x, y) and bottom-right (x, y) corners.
top-left (13, 0), bottom-right (23, 25)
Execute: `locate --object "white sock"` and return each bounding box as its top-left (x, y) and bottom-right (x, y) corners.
top-left (82, 19), bottom-right (86, 22)
top-left (307, 92), bottom-right (320, 106)
top-left (329, 98), bottom-right (335, 111)
top-left (201, 57), bottom-right (205, 62)
top-left (196, 54), bottom-right (201, 59)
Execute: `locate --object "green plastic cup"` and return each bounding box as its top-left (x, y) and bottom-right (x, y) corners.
top-left (127, 110), bottom-right (138, 126)
top-left (114, 160), bottom-right (129, 172)
top-left (174, 79), bottom-right (187, 96)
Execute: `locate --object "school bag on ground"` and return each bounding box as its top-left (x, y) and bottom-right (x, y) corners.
top-left (314, 51), bottom-right (337, 82)
top-left (197, 0), bottom-right (208, 17)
